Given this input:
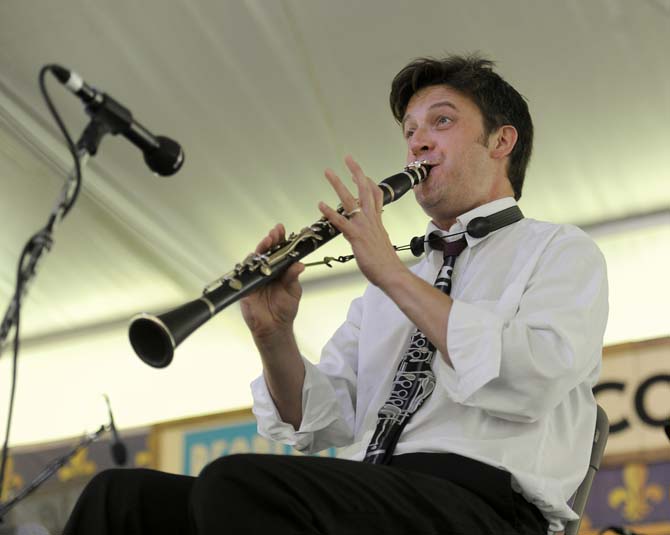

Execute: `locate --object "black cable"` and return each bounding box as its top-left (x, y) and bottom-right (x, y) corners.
top-left (395, 230), bottom-right (468, 254)
top-left (0, 65), bottom-right (82, 514)
top-left (38, 64), bottom-right (82, 223)
top-left (0, 240), bottom-right (29, 508)
top-left (305, 230), bottom-right (469, 268)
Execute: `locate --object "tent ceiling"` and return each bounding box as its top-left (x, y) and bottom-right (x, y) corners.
top-left (1, 0), bottom-right (669, 344)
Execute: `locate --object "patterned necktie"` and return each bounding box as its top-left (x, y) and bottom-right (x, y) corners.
top-left (363, 235), bottom-right (467, 465)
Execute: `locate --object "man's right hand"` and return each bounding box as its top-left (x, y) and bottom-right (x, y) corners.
top-left (240, 223), bottom-right (305, 341)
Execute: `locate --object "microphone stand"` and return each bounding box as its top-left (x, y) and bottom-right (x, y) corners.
top-left (0, 116), bottom-right (112, 355)
top-left (0, 141), bottom-right (86, 354)
top-left (0, 116), bottom-right (113, 521)
top-left (0, 425), bottom-right (109, 520)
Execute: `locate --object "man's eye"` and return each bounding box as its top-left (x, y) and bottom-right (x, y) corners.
top-left (437, 116), bottom-right (452, 126)
top-left (404, 129), bottom-right (415, 139)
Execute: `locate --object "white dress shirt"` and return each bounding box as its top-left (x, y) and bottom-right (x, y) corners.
top-left (251, 197), bottom-right (609, 533)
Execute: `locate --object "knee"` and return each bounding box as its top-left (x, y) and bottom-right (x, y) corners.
top-left (79, 468), bottom-right (125, 498)
top-left (192, 454), bottom-right (266, 500)
top-left (193, 454), bottom-right (257, 496)
top-left (78, 468), bottom-right (163, 504)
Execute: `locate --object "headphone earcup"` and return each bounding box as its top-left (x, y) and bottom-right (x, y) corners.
top-left (467, 217), bottom-right (491, 238)
top-left (410, 236), bottom-right (427, 257)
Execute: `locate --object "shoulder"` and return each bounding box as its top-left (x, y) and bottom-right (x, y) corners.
top-left (520, 218), bottom-right (602, 251)
top-left (517, 219), bottom-right (607, 273)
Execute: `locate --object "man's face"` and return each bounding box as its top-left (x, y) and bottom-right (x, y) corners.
top-left (402, 84), bottom-right (499, 227)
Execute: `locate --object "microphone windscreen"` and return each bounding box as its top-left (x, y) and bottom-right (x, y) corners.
top-left (51, 64), bottom-right (70, 84)
top-left (144, 136), bottom-right (184, 176)
top-left (111, 441), bottom-right (128, 466)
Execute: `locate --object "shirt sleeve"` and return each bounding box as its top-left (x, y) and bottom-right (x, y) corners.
top-left (434, 227), bottom-right (608, 422)
top-left (251, 297), bottom-right (363, 453)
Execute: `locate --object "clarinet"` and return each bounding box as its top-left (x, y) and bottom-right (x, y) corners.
top-left (129, 161), bottom-right (433, 368)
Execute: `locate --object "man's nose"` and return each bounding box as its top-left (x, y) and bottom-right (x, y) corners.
top-left (409, 126), bottom-right (434, 156)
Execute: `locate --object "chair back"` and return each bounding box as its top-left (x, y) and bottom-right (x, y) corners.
top-left (563, 404), bottom-right (609, 535)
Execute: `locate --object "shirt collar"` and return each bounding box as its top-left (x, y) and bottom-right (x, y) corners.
top-left (423, 197), bottom-right (518, 256)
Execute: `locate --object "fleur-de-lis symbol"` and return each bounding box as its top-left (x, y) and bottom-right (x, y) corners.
top-left (134, 449), bottom-right (152, 467)
top-left (58, 448), bottom-right (97, 482)
top-left (609, 463), bottom-right (664, 521)
top-left (0, 456), bottom-right (24, 501)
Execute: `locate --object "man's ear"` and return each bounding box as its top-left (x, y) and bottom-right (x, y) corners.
top-left (490, 125), bottom-right (518, 160)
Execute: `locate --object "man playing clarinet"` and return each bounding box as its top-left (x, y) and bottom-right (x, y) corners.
top-left (65, 54), bottom-right (608, 535)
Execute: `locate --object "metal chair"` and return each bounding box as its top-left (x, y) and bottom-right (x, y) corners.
top-left (560, 404), bottom-right (609, 535)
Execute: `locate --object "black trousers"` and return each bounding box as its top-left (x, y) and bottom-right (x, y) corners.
top-left (63, 453), bottom-right (548, 535)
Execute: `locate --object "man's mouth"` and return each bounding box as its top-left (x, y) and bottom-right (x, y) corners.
top-left (426, 163), bottom-right (440, 178)
top-left (408, 159), bottom-right (440, 183)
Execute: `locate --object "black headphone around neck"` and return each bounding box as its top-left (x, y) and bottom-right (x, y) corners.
top-left (409, 205), bottom-right (524, 257)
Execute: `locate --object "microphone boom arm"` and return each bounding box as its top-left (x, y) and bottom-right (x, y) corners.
top-left (0, 425), bottom-right (107, 520)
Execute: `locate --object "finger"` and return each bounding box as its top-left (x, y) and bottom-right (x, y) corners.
top-left (319, 201), bottom-right (352, 235)
top-left (254, 235), bottom-right (272, 255)
top-left (371, 178), bottom-right (383, 213)
top-left (255, 224), bottom-right (286, 254)
top-left (344, 156), bottom-right (375, 214)
top-left (324, 168), bottom-right (358, 211)
top-left (268, 225), bottom-right (279, 245)
top-left (279, 262), bottom-right (304, 299)
top-left (362, 172), bottom-right (383, 215)
top-left (280, 262), bottom-right (304, 285)
top-left (272, 223), bottom-right (289, 246)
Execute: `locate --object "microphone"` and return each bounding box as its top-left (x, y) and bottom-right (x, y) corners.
top-left (103, 394), bottom-right (128, 466)
top-left (50, 64), bottom-right (184, 176)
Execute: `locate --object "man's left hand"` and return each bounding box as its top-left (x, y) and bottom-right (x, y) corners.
top-left (318, 156), bottom-right (409, 288)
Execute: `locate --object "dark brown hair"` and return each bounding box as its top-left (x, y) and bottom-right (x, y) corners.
top-left (390, 54), bottom-right (533, 200)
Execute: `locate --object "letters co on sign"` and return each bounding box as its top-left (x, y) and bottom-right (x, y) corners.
top-left (594, 373), bottom-right (670, 434)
